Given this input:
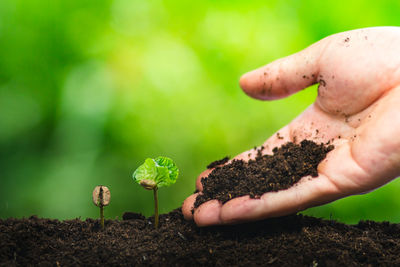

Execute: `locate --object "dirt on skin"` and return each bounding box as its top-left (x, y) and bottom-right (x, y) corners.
top-left (195, 140), bottom-right (334, 208)
top-left (1, 210), bottom-right (400, 266)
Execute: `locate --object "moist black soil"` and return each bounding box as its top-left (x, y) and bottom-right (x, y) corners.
top-left (2, 140), bottom-right (398, 266)
top-left (2, 210), bottom-right (400, 266)
top-left (207, 156), bottom-right (230, 169)
top-left (195, 140), bottom-right (334, 208)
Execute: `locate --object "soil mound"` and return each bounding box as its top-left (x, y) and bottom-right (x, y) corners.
top-left (195, 140), bottom-right (334, 207)
top-left (1, 210), bottom-right (400, 266)
top-left (2, 140), bottom-right (398, 266)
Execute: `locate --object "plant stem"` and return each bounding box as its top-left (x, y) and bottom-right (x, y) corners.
top-left (100, 205), bottom-right (104, 230)
top-left (153, 187), bottom-right (159, 229)
top-left (99, 186), bottom-right (104, 230)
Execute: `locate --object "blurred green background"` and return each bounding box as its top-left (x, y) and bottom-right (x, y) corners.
top-left (1, 0), bottom-right (400, 224)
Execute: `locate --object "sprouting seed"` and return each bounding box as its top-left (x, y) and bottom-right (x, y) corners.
top-left (92, 185), bottom-right (110, 230)
top-left (132, 156), bottom-right (179, 229)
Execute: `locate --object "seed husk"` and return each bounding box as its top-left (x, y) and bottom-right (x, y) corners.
top-left (93, 185), bottom-right (111, 207)
top-left (139, 179), bottom-right (157, 190)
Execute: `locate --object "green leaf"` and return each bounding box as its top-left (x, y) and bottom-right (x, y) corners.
top-left (132, 158), bottom-right (157, 185)
top-left (132, 156), bottom-right (179, 188)
top-left (154, 156), bottom-right (179, 187)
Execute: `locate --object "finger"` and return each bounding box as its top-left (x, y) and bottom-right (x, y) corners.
top-left (196, 169), bottom-right (213, 191)
top-left (182, 193), bottom-right (198, 220)
top-left (193, 199), bottom-right (223, 226)
top-left (196, 157), bottom-right (240, 191)
top-left (219, 174), bottom-right (340, 224)
top-left (218, 141), bottom-right (369, 224)
top-left (239, 41), bottom-right (326, 100)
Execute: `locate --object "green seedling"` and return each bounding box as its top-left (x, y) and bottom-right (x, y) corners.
top-left (132, 156), bottom-right (179, 229)
top-left (92, 185), bottom-right (110, 230)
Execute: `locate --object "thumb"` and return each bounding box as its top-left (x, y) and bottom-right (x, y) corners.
top-left (239, 41), bottom-right (326, 100)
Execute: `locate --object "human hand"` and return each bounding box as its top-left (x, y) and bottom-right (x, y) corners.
top-left (182, 27), bottom-right (400, 226)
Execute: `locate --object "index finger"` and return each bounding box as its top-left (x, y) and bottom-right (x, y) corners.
top-left (239, 39), bottom-right (327, 101)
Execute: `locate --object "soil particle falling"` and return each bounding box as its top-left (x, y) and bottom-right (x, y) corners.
top-left (195, 140), bottom-right (334, 208)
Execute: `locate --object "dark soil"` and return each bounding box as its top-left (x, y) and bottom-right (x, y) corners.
top-left (207, 156), bottom-right (230, 169)
top-left (2, 139), bottom-right (399, 266)
top-left (2, 210), bottom-right (400, 266)
top-left (195, 140), bottom-right (334, 208)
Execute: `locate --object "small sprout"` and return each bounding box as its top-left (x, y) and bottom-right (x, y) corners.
top-left (92, 185), bottom-right (110, 230)
top-left (132, 156), bottom-right (179, 229)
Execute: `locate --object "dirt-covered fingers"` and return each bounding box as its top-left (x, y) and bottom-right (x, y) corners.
top-left (186, 169), bottom-right (344, 225)
top-left (218, 174), bottom-right (342, 224)
top-left (182, 194), bottom-right (224, 225)
top-left (182, 193), bottom-right (198, 220)
top-left (195, 168), bottom-right (214, 191)
top-left (239, 42), bottom-right (324, 101)
top-left (193, 200), bottom-right (223, 226)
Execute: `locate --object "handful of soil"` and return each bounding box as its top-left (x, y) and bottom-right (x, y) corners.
top-left (194, 140), bottom-right (334, 208)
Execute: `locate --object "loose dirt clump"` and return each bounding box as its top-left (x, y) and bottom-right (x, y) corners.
top-left (207, 156), bottom-right (230, 169)
top-left (195, 140), bottom-right (334, 208)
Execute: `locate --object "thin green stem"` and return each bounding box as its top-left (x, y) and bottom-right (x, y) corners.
top-left (153, 187), bottom-right (159, 229)
top-left (100, 205), bottom-right (104, 230)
